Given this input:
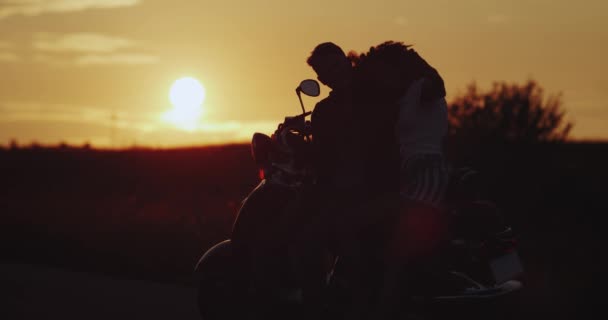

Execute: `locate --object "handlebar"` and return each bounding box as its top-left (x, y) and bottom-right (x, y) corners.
top-left (283, 111), bottom-right (312, 126)
top-left (279, 111), bottom-right (312, 133)
top-left (274, 111), bottom-right (313, 144)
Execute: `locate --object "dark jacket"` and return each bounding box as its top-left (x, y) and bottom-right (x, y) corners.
top-left (311, 88), bottom-right (359, 193)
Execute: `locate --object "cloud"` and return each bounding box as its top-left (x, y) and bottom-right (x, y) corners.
top-left (142, 120), bottom-right (277, 147)
top-left (32, 53), bottom-right (64, 65)
top-left (0, 102), bottom-right (277, 147)
top-left (0, 41), bottom-right (14, 48)
top-left (0, 0), bottom-right (141, 20)
top-left (0, 102), bottom-right (123, 126)
top-left (0, 102), bottom-right (165, 147)
top-left (76, 53), bottom-right (159, 65)
top-left (0, 41), bottom-right (18, 62)
top-left (33, 32), bottom-right (133, 53)
top-left (30, 32), bottom-right (159, 66)
top-left (199, 120), bottom-right (276, 139)
top-left (0, 52), bottom-right (19, 62)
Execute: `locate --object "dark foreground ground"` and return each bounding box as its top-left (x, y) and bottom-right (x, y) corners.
top-left (0, 142), bottom-right (604, 319)
top-left (2, 262), bottom-right (199, 320)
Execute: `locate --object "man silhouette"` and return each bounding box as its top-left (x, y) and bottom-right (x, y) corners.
top-left (287, 42), bottom-right (359, 316)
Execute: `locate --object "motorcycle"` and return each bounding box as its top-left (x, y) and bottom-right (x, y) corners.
top-left (193, 79), bottom-right (524, 320)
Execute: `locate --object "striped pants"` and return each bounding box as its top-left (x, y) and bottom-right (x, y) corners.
top-left (399, 153), bottom-right (450, 208)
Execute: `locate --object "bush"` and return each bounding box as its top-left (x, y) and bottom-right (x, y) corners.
top-left (448, 80), bottom-right (573, 146)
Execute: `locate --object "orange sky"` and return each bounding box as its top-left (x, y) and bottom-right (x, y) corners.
top-left (1, 0), bottom-right (606, 147)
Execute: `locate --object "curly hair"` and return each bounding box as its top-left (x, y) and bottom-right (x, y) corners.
top-left (354, 41), bottom-right (445, 102)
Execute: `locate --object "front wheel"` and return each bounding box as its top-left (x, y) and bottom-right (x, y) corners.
top-left (194, 240), bottom-right (247, 320)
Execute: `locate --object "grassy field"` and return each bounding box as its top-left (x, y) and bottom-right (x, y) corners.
top-left (0, 142), bottom-right (603, 318)
top-left (0, 144), bottom-right (259, 282)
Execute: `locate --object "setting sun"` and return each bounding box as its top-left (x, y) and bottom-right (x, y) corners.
top-left (162, 77), bottom-right (206, 131)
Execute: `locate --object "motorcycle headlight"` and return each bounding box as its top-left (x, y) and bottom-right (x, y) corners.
top-left (251, 133), bottom-right (273, 167)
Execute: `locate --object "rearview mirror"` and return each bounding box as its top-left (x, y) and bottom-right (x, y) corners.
top-left (298, 79), bottom-right (320, 97)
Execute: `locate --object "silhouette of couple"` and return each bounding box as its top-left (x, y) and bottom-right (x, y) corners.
top-left (291, 41), bottom-right (450, 319)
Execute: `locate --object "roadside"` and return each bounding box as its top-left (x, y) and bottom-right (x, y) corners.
top-left (1, 263), bottom-right (200, 320)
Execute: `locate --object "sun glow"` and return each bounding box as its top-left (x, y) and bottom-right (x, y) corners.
top-left (162, 77), bottom-right (206, 131)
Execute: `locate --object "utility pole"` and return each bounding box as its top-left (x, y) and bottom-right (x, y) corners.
top-left (111, 110), bottom-right (117, 148)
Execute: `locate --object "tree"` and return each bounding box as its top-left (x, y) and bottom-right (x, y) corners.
top-left (448, 80), bottom-right (573, 145)
top-left (9, 139), bottom-right (19, 150)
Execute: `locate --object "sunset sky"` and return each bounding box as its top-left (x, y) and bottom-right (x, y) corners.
top-left (1, 0), bottom-right (606, 148)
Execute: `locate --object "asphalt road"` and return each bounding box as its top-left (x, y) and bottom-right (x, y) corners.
top-left (2, 263), bottom-right (200, 320)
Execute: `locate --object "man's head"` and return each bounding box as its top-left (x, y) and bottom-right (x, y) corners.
top-left (307, 42), bottom-right (353, 90)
